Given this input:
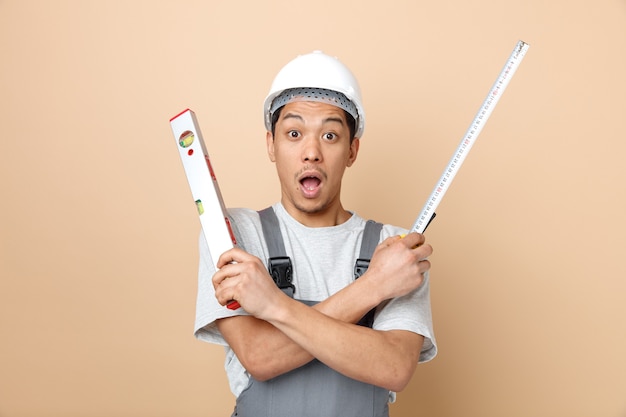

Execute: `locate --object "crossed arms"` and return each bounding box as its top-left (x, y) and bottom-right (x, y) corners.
top-left (213, 232), bottom-right (432, 392)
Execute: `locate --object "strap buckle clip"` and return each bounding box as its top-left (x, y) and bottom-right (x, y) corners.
top-left (354, 258), bottom-right (370, 279)
top-left (268, 256), bottom-right (295, 292)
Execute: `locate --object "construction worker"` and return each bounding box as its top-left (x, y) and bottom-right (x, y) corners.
top-left (194, 51), bottom-right (437, 417)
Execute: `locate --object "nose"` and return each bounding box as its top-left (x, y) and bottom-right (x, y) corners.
top-left (302, 136), bottom-right (322, 163)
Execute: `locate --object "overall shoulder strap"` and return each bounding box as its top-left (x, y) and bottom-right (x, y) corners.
top-left (354, 220), bottom-right (383, 278)
top-left (258, 207), bottom-right (295, 297)
top-left (355, 220), bottom-right (383, 328)
top-left (258, 207), bottom-right (287, 257)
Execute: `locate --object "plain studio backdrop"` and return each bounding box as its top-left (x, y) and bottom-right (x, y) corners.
top-left (1, 1), bottom-right (625, 416)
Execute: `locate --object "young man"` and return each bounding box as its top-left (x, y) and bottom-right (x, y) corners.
top-left (194, 51), bottom-right (437, 417)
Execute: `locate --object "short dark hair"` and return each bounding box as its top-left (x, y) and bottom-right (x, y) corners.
top-left (270, 107), bottom-right (357, 143)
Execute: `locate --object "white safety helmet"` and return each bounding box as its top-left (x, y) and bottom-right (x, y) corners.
top-left (264, 51), bottom-right (365, 138)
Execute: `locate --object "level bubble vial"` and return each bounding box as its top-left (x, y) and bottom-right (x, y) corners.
top-left (195, 199), bottom-right (204, 215)
top-left (179, 130), bottom-right (195, 148)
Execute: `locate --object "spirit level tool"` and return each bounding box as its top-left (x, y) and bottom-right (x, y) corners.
top-left (170, 109), bottom-right (240, 310)
top-left (410, 40), bottom-right (530, 234)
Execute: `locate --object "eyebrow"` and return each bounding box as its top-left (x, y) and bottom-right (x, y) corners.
top-left (323, 116), bottom-right (345, 126)
top-left (281, 112), bottom-right (304, 123)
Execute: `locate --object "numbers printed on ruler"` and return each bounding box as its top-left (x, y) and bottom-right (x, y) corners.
top-left (410, 40), bottom-right (530, 234)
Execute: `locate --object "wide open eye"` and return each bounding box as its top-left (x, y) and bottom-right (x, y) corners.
top-left (322, 132), bottom-right (336, 141)
top-left (288, 130), bottom-right (300, 139)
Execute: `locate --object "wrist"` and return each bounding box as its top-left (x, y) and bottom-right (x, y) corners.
top-left (260, 289), bottom-right (296, 324)
top-left (353, 272), bottom-right (384, 311)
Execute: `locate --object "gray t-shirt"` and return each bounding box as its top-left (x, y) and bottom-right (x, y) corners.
top-left (194, 203), bottom-right (437, 398)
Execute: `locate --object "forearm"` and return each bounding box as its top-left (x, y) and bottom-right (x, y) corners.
top-left (265, 294), bottom-right (423, 391)
top-left (217, 276), bottom-right (380, 380)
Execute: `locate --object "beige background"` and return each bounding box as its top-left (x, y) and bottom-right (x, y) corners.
top-left (1, 0), bottom-right (625, 416)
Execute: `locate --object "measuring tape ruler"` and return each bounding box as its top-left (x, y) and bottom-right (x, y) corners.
top-left (410, 40), bottom-right (530, 234)
top-left (170, 109), bottom-right (240, 309)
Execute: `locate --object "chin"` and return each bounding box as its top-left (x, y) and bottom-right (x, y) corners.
top-left (293, 199), bottom-right (330, 215)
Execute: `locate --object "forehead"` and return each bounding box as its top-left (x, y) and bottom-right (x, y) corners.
top-left (277, 101), bottom-right (348, 125)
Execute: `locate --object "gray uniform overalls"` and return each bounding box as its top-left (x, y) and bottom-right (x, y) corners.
top-left (231, 208), bottom-right (390, 417)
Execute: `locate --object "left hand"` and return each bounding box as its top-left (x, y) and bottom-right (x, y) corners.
top-left (360, 232), bottom-right (432, 302)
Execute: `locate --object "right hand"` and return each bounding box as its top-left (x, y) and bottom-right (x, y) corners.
top-left (212, 247), bottom-right (290, 320)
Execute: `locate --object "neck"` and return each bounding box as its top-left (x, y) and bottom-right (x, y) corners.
top-left (281, 199), bottom-right (352, 228)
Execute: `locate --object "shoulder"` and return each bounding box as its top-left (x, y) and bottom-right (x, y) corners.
top-left (225, 207), bottom-right (268, 256)
top-left (338, 209), bottom-right (409, 241)
top-left (227, 207), bottom-right (259, 222)
top-left (347, 211), bottom-right (409, 244)
top-left (380, 223), bottom-right (409, 239)
top-left (358, 215), bottom-right (408, 241)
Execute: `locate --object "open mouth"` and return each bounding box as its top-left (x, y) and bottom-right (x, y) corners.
top-left (298, 171), bottom-right (324, 197)
top-left (300, 176), bottom-right (321, 191)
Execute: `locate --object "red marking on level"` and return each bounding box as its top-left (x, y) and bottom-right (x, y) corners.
top-left (227, 301), bottom-right (240, 310)
top-left (169, 108), bottom-right (191, 122)
top-left (225, 217), bottom-right (237, 245)
top-left (206, 156), bottom-right (216, 180)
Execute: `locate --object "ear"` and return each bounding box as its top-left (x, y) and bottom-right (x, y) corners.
top-left (346, 138), bottom-right (360, 167)
top-left (266, 131), bottom-right (276, 162)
